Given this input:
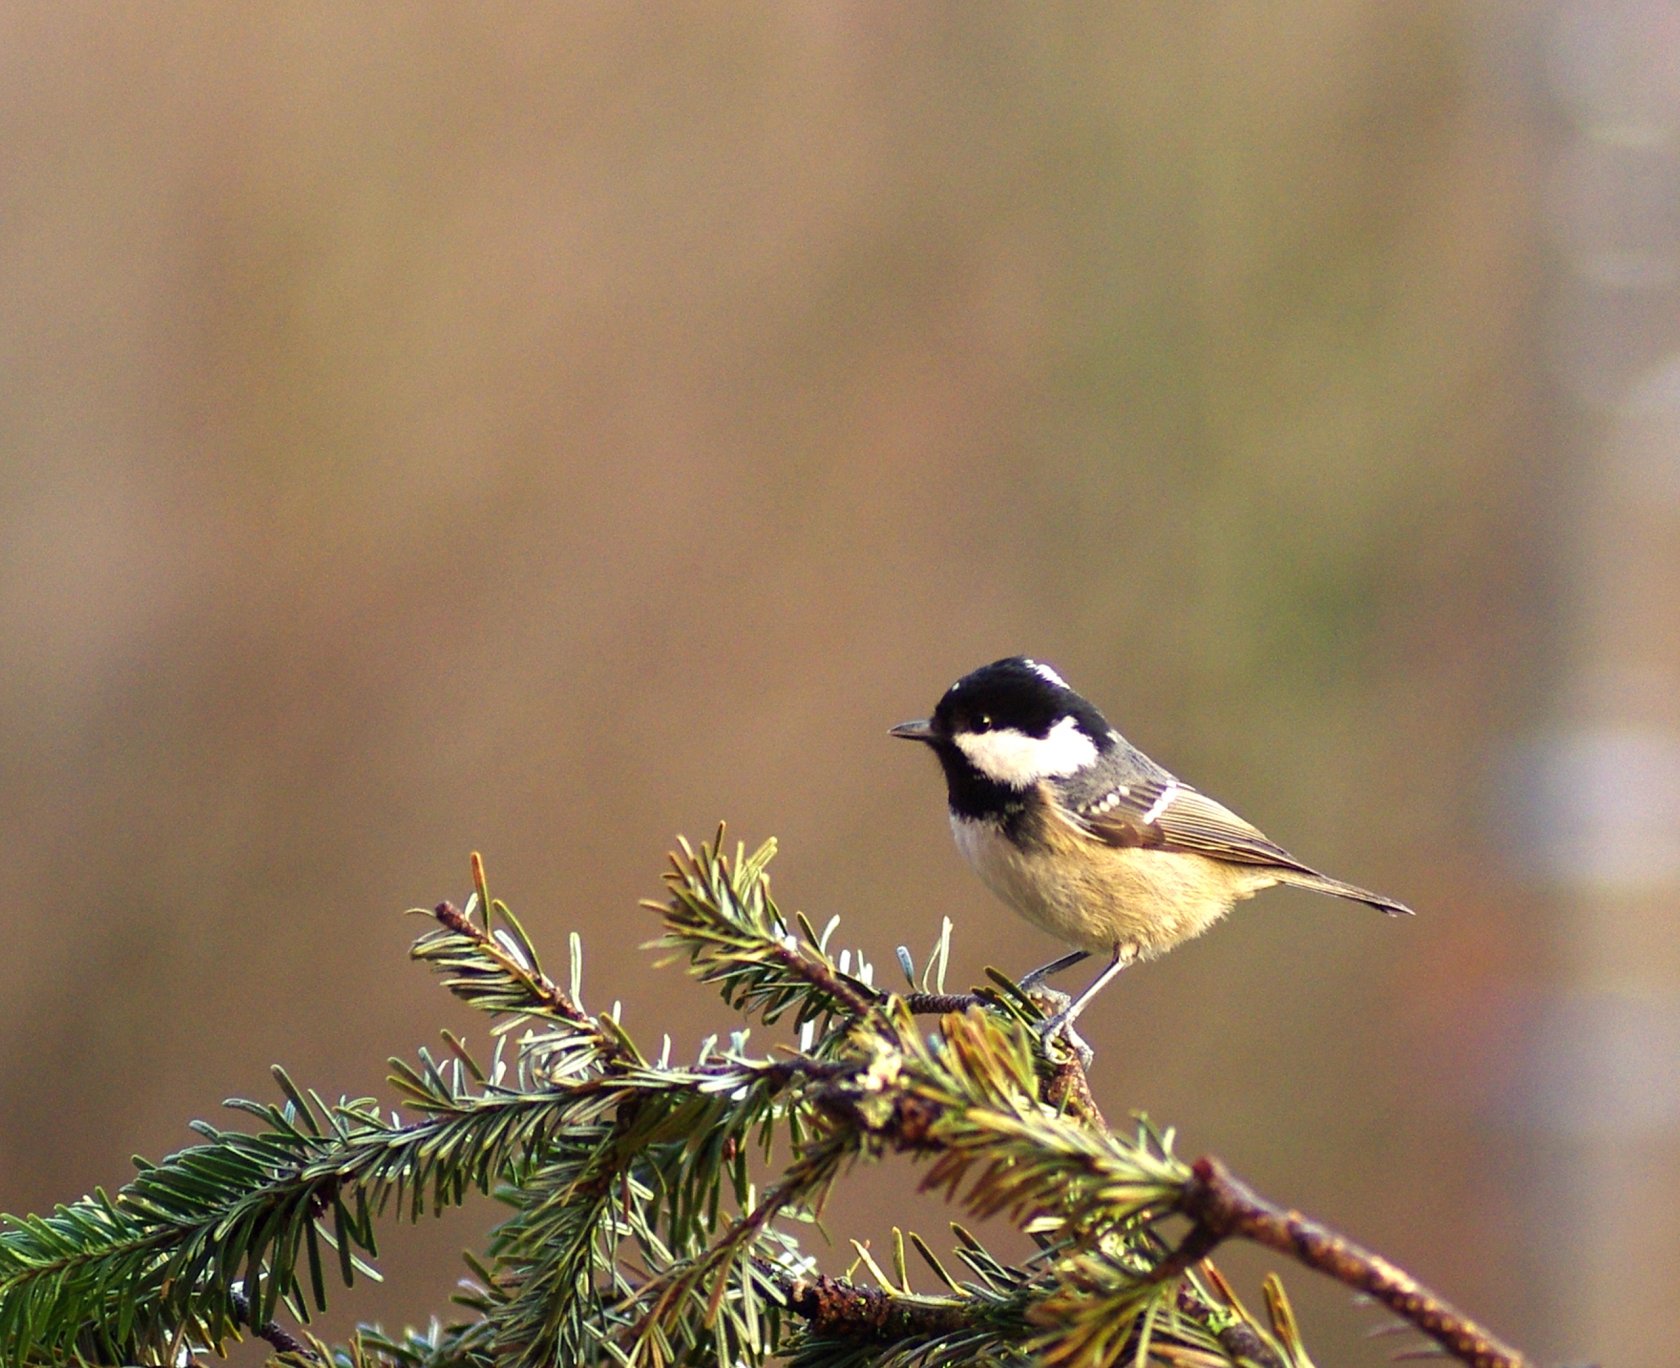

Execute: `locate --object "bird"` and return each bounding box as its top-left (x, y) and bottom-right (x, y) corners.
top-left (890, 656), bottom-right (1412, 1035)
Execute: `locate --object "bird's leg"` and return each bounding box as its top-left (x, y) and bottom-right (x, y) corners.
top-left (1018, 948), bottom-right (1091, 991)
top-left (1039, 946), bottom-right (1129, 1038)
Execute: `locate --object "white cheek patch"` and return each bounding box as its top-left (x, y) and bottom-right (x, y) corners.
top-left (1023, 658), bottom-right (1069, 690)
top-left (953, 714), bottom-right (1098, 787)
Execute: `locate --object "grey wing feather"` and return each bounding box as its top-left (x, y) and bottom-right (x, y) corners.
top-left (1066, 773), bottom-right (1413, 916)
top-left (1074, 776), bottom-right (1297, 865)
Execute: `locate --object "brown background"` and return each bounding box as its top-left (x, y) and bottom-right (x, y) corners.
top-left (4, 7), bottom-right (1675, 1365)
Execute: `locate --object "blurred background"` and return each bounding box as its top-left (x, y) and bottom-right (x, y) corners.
top-left (4, 5), bottom-right (1679, 1365)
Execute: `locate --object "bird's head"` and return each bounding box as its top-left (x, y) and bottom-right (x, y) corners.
top-left (890, 656), bottom-right (1113, 790)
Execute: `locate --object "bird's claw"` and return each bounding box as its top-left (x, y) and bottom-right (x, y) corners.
top-left (1036, 1009), bottom-right (1094, 1067)
top-left (1028, 990), bottom-right (1093, 1066)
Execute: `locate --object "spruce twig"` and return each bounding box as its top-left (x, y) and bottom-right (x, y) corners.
top-left (0, 827), bottom-right (1530, 1368)
top-left (1169, 1157), bottom-right (1527, 1368)
top-left (229, 1286), bottom-right (318, 1360)
top-left (902, 991), bottom-right (986, 1014)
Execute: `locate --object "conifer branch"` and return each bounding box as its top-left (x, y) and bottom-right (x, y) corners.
top-left (902, 990), bottom-right (985, 1013)
top-left (647, 830), bottom-right (882, 1034)
top-left (0, 827), bottom-right (1531, 1368)
top-left (1172, 1157), bottom-right (1528, 1368)
top-left (230, 1286), bottom-right (317, 1360)
top-left (416, 848), bottom-right (593, 1029)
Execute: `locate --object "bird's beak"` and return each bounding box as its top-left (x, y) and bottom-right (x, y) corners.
top-left (889, 719), bottom-right (937, 743)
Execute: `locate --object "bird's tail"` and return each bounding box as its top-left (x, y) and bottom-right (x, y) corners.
top-left (1273, 867), bottom-right (1414, 917)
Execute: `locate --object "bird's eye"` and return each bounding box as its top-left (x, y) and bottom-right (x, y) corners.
top-left (976, 714), bottom-right (993, 732)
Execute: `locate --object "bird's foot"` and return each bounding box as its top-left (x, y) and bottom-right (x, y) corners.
top-left (1024, 988), bottom-right (1093, 1065)
top-left (1022, 983), bottom-right (1072, 1019)
top-left (1036, 1008), bottom-right (1093, 1067)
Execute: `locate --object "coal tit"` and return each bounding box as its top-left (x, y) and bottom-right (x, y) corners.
top-left (891, 656), bottom-right (1412, 1033)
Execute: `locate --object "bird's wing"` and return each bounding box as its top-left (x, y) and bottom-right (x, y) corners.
top-left (1052, 769), bottom-right (1413, 916)
top-left (1065, 774), bottom-right (1309, 870)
